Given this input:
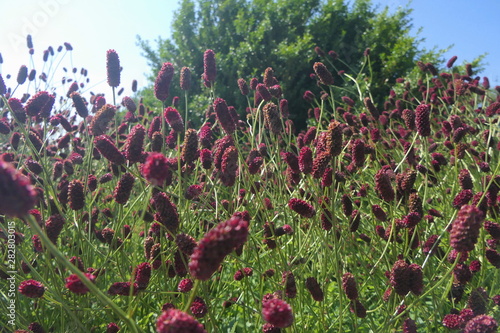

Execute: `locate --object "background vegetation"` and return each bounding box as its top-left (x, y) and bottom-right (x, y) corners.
top-left (137, 0), bottom-right (440, 129)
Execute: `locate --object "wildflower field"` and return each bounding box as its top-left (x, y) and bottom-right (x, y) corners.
top-left (0, 35), bottom-right (500, 333)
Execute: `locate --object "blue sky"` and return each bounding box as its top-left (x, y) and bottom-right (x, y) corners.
top-left (0, 0), bottom-right (498, 101)
top-left (375, 0), bottom-right (500, 85)
top-left (0, 0), bottom-right (177, 99)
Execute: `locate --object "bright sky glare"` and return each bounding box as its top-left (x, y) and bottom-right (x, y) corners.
top-left (0, 0), bottom-right (177, 100)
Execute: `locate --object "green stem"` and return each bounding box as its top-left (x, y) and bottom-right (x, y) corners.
top-left (25, 214), bottom-right (143, 333)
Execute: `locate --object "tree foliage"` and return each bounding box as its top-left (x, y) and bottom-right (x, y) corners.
top-left (137, 0), bottom-right (435, 128)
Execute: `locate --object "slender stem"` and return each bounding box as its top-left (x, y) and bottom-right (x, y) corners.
top-left (24, 214), bottom-right (143, 333)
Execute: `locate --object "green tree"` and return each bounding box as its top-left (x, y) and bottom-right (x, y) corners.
top-left (137, 0), bottom-right (435, 129)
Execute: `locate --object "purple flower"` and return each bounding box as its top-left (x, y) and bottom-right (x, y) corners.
top-left (189, 216), bottom-right (249, 281)
top-left (89, 104), bottom-right (116, 136)
top-left (94, 135), bottom-right (126, 165)
top-left (375, 167), bottom-right (395, 202)
top-left (0, 160), bottom-right (36, 217)
top-left (237, 78), bottom-right (249, 95)
top-left (288, 198), bottom-right (315, 218)
top-left (123, 124), bottom-right (146, 164)
top-left (262, 298), bottom-right (294, 328)
top-left (263, 102), bottom-right (282, 134)
top-left (164, 106), bottom-right (184, 133)
top-left (313, 62), bottom-right (334, 85)
top-left (415, 104), bottom-right (431, 137)
top-left (213, 98), bottom-right (235, 135)
top-left (342, 273), bottom-right (358, 300)
top-left (18, 279), bottom-right (45, 298)
top-left (450, 205), bottom-right (484, 252)
top-left (156, 309), bottom-right (206, 333)
top-left (142, 153), bottom-right (171, 186)
top-left (180, 66), bottom-right (191, 91)
top-left (203, 49), bottom-right (216, 84)
top-left (152, 192), bottom-right (179, 234)
top-left (113, 173), bottom-right (135, 205)
top-left (68, 179), bottom-right (85, 210)
top-left (154, 62), bottom-right (174, 102)
top-left (190, 296), bottom-right (208, 318)
top-left (134, 262), bottom-right (151, 290)
top-left (177, 278), bottom-right (194, 293)
top-left (106, 49), bottom-right (120, 87)
top-left (70, 92), bottom-right (89, 118)
top-left (305, 277), bottom-right (324, 302)
top-left (463, 315), bottom-right (497, 333)
top-left (65, 273), bottom-right (96, 295)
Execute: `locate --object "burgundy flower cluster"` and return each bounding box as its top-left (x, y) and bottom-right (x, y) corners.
top-left (189, 215), bottom-right (249, 281)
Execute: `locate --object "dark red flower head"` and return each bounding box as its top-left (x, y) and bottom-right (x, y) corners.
top-left (25, 91), bottom-right (52, 117)
top-left (402, 318), bottom-right (417, 333)
top-left (189, 215), bottom-right (249, 280)
top-left (66, 81), bottom-right (79, 97)
top-left (313, 62), bottom-right (334, 85)
top-left (262, 298), bottom-right (294, 328)
top-left (390, 259), bottom-right (411, 296)
top-left (263, 102), bottom-right (282, 134)
top-left (213, 98), bottom-right (235, 135)
top-left (70, 92), bottom-right (89, 118)
top-left (121, 96), bottom-right (137, 113)
top-left (180, 66), bottom-right (191, 91)
top-left (450, 205), bottom-right (484, 252)
top-left (68, 179), bottom-right (85, 210)
top-left (155, 62), bottom-right (175, 102)
top-left (342, 273), bottom-right (358, 300)
top-left (156, 309), bottom-right (206, 333)
top-left (107, 282), bottom-right (138, 296)
top-left (177, 278), bottom-right (194, 293)
top-left (181, 129), bottom-right (199, 164)
top-left (174, 234), bottom-right (197, 258)
top-left (305, 277), bottom-right (324, 302)
top-left (18, 279), bottom-right (45, 298)
top-left (45, 214), bottom-right (65, 244)
top-left (28, 322), bottom-right (45, 333)
top-left (142, 152), bottom-right (171, 186)
top-left (0, 160), bottom-right (36, 217)
top-left (375, 167), bottom-right (395, 202)
top-left (94, 135), bottom-right (126, 165)
top-left (363, 97), bottom-right (379, 119)
top-left (463, 315), bottom-right (497, 333)
top-left (442, 313), bottom-right (463, 329)
top-left (152, 192), bottom-right (179, 233)
top-left (415, 104), bottom-right (431, 137)
top-left (190, 296), bottom-right (208, 318)
top-left (288, 198), bottom-right (315, 218)
top-left (113, 172), bottom-right (135, 205)
top-left (237, 78), bottom-right (249, 95)
top-left (134, 262), bottom-right (151, 290)
top-left (282, 271), bottom-right (297, 298)
top-left (8, 98), bottom-right (27, 123)
top-left (447, 56), bottom-right (458, 68)
top-left (164, 107), bottom-right (184, 133)
top-left (106, 323), bottom-right (120, 333)
top-left (203, 49), bottom-right (216, 83)
top-left (0, 74), bottom-right (6, 95)
top-left (106, 49), bottom-right (121, 87)
top-left (123, 124), bottom-right (146, 164)
top-left (17, 65), bottom-right (28, 85)
top-left (256, 83), bottom-right (272, 102)
top-left (65, 273), bottom-right (96, 295)
top-left (89, 104), bottom-right (116, 136)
